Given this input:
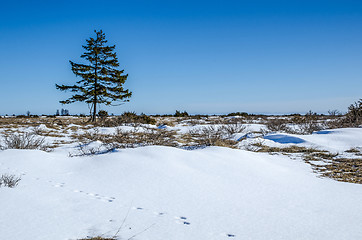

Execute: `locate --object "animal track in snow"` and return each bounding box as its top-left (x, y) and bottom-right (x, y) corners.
top-left (53, 183), bottom-right (65, 188)
top-left (153, 212), bottom-right (166, 216)
top-left (174, 216), bottom-right (191, 225)
top-left (212, 232), bottom-right (236, 238)
top-left (17, 172), bottom-right (238, 236)
top-left (76, 191), bottom-right (116, 202)
top-left (45, 180), bottom-right (116, 203)
top-left (132, 206), bottom-right (147, 211)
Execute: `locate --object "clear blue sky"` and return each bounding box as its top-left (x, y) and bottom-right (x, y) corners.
top-left (1, 0), bottom-right (361, 115)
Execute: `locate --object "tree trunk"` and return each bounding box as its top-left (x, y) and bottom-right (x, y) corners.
top-left (92, 100), bottom-right (97, 122)
top-left (92, 56), bottom-right (98, 123)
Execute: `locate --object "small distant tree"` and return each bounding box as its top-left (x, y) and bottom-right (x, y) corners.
top-left (56, 30), bottom-right (132, 122)
top-left (174, 110), bottom-right (189, 117)
top-left (55, 109), bottom-right (60, 116)
top-left (60, 108), bottom-right (69, 116)
top-left (98, 110), bottom-right (108, 121)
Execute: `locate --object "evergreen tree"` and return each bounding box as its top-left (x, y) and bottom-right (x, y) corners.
top-left (61, 108), bottom-right (69, 116)
top-left (56, 30), bottom-right (132, 122)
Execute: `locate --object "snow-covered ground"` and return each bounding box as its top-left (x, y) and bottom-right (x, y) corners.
top-left (1, 124), bottom-right (362, 240)
top-left (253, 128), bottom-right (362, 152)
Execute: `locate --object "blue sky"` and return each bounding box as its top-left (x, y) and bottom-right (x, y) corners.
top-left (1, 0), bottom-right (361, 115)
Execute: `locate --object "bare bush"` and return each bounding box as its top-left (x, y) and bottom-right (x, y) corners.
top-left (1, 132), bottom-right (49, 151)
top-left (328, 109), bottom-right (341, 117)
top-left (0, 174), bottom-right (21, 188)
top-left (224, 116), bottom-right (245, 125)
top-left (69, 142), bottom-right (115, 157)
top-left (287, 111), bottom-right (325, 134)
top-left (107, 128), bottom-right (178, 148)
top-left (186, 126), bottom-right (237, 148)
top-left (188, 126), bottom-right (221, 144)
top-left (134, 128), bottom-right (177, 146)
top-left (93, 112), bottom-right (157, 127)
top-left (266, 118), bottom-right (288, 132)
top-left (298, 121), bottom-right (324, 135)
top-left (325, 99), bottom-right (362, 129)
top-left (219, 122), bottom-right (246, 138)
top-left (111, 112), bottom-right (156, 126)
top-left (326, 117), bottom-right (345, 129)
top-left (72, 127), bottom-right (178, 155)
top-left (77, 128), bottom-right (103, 142)
top-left (31, 126), bottom-right (44, 135)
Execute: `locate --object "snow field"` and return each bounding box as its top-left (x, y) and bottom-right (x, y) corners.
top-left (1, 142), bottom-right (362, 240)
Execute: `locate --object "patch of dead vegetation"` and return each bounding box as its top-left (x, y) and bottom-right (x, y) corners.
top-left (73, 127), bottom-right (179, 152)
top-left (345, 147), bottom-right (362, 156)
top-left (247, 141), bottom-right (362, 184)
top-left (0, 132), bottom-right (51, 151)
top-left (181, 125), bottom-right (241, 149)
top-left (307, 156), bottom-right (362, 184)
top-left (249, 142), bottom-right (324, 154)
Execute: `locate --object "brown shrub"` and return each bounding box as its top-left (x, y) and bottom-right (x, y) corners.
top-left (266, 118), bottom-right (288, 132)
top-left (185, 126), bottom-right (238, 148)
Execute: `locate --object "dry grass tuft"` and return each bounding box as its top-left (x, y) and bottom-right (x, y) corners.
top-left (1, 132), bottom-right (50, 151)
top-left (0, 174), bottom-right (21, 188)
top-left (183, 126), bottom-right (238, 148)
top-left (250, 142), bottom-right (323, 154)
top-left (307, 156), bottom-right (362, 184)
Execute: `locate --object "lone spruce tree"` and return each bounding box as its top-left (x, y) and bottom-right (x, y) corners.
top-left (56, 30), bottom-right (132, 122)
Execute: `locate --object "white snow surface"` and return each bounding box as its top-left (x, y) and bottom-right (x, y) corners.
top-left (1, 128), bottom-right (362, 239)
top-left (263, 128), bottom-right (362, 152)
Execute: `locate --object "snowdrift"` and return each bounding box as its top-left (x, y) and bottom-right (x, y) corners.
top-left (1, 144), bottom-right (362, 240)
